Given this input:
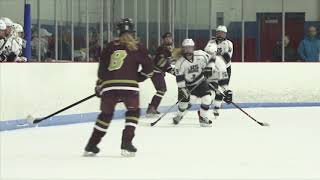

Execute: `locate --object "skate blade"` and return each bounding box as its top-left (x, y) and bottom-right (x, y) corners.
top-left (200, 123), bottom-right (212, 127)
top-left (121, 150), bottom-right (136, 157)
top-left (83, 151), bottom-right (97, 157)
top-left (172, 121), bottom-right (179, 125)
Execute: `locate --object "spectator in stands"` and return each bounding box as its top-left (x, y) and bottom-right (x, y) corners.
top-left (89, 28), bottom-right (101, 61)
top-left (31, 28), bottom-right (52, 61)
top-left (58, 30), bottom-right (71, 60)
top-left (271, 35), bottom-right (297, 62)
top-left (298, 26), bottom-right (320, 62)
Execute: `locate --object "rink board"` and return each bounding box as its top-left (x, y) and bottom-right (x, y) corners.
top-left (0, 63), bottom-right (320, 131)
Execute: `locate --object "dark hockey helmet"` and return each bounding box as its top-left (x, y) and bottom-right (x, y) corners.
top-left (162, 32), bottom-right (172, 39)
top-left (116, 18), bottom-right (135, 36)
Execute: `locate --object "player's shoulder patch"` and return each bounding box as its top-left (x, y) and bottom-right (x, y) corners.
top-left (207, 39), bottom-right (217, 45)
top-left (226, 39), bottom-right (233, 46)
top-left (193, 50), bottom-right (206, 56)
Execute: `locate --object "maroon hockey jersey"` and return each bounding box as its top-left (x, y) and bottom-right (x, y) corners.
top-left (98, 40), bottom-right (153, 92)
top-left (153, 45), bottom-right (173, 73)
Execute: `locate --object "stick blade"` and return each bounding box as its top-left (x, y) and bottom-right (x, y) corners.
top-left (26, 115), bottom-right (42, 124)
top-left (26, 115), bottom-right (36, 124)
top-left (257, 121), bottom-right (270, 127)
top-left (262, 122), bottom-right (270, 126)
top-left (150, 119), bottom-right (160, 126)
top-left (33, 118), bottom-right (43, 124)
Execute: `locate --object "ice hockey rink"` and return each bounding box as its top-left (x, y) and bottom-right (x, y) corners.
top-left (1, 106), bottom-right (320, 180)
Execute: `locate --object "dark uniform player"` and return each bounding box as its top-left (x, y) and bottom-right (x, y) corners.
top-left (84, 18), bottom-right (153, 157)
top-left (146, 32), bottom-right (175, 116)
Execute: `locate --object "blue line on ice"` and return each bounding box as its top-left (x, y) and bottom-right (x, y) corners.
top-left (1, 102), bottom-right (320, 131)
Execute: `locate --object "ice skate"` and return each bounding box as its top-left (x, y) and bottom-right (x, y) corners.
top-left (197, 111), bottom-right (212, 127)
top-left (146, 104), bottom-right (160, 117)
top-left (213, 107), bottom-right (220, 119)
top-left (173, 114), bottom-right (183, 125)
top-left (121, 143), bottom-right (137, 157)
top-left (83, 144), bottom-right (100, 157)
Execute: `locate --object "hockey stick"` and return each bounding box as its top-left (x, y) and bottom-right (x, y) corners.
top-left (27, 94), bottom-right (96, 124)
top-left (208, 83), bottom-right (269, 126)
top-left (150, 78), bottom-right (206, 126)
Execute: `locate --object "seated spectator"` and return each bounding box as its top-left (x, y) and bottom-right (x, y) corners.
top-left (271, 35), bottom-right (297, 62)
top-left (58, 30), bottom-right (71, 60)
top-left (89, 29), bottom-right (101, 62)
top-left (298, 26), bottom-right (320, 62)
top-left (31, 28), bottom-right (52, 61)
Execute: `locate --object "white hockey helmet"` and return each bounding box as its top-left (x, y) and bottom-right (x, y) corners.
top-left (0, 19), bottom-right (6, 30)
top-left (40, 28), bottom-right (52, 37)
top-left (182, 38), bottom-right (195, 47)
top-left (0, 17), bottom-right (14, 27)
top-left (13, 23), bottom-right (24, 33)
top-left (216, 25), bottom-right (227, 33)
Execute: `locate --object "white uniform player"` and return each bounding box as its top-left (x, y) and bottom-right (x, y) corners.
top-left (0, 17), bottom-right (24, 62)
top-left (13, 23), bottom-right (26, 48)
top-left (12, 23), bottom-right (27, 62)
top-left (173, 39), bottom-right (213, 127)
top-left (0, 35), bottom-right (23, 61)
top-left (204, 25), bottom-right (233, 118)
top-left (0, 19), bottom-right (7, 61)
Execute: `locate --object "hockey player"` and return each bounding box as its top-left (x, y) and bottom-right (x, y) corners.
top-left (84, 18), bottom-right (153, 157)
top-left (13, 23), bottom-right (25, 45)
top-left (146, 32), bottom-right (175, 116)
top-left (0, 19), bottom-right (7, 62)
top-left (0, 17), bottom-right (13, 36)
top-left (204, 25), bottom-right (233, 118)
top-left (0, 20), bottom-right (5, 39)
top-left (0, 17), bottom-right (23, 62)
top-left (10, 23), bottom-right (27, 62)
top-left (173, 38), bottom-right (213, 127)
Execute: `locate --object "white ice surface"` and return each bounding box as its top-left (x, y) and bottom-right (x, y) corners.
top-left (1, 107), bottom-right (320, 180)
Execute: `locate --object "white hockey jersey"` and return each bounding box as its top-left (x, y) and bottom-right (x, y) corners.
top-left (0, 35), bottom-right (22, 57)
top-left (204, 38), bottom-right (233, 68)
top-left (175, 50), bottom-right (211, 88)
top-left (206, 55), bottom-right (229, 83)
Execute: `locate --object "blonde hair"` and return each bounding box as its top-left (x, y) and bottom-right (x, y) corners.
top-left (118, 33), bottom-right (139, 51)
top-left (172, 48), bottom-right (183, 59)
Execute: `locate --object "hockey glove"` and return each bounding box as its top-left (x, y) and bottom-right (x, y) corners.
top-left (203, 67), bottom-right (213, 78)
top-left (223, 90), bottom-right (233, 104)
top-left (137, 71), bottom-right (148, 82)
top-left (167, 67), bottom-right (176, 76)
top-left (95, 80), bottom-right (103, 98)
top-left (179, 87), bottom-right (190, 99)
top-left (0, 54), bottom-right (7, 62)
